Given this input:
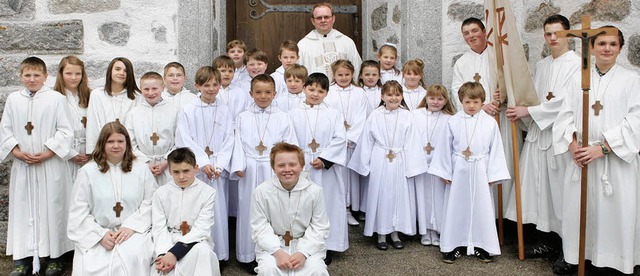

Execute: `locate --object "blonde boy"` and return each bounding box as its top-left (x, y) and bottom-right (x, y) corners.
top-left (228, 40), bottom-right (250, 86)
top-left (162, 62), bottom-right (197, 108)
top-left (273, 64), bottom-right (308, 112)
top-left (125, 72), bottom-right (180, 186)
top-left (271, 40), bottom-right (300, 97)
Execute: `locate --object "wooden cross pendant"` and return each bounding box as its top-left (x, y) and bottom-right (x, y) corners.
top-left (386, 150), bottom-right (396, 162)
top-left (150, 132), bottom-right (160, 146)
top-left (462, 146), bottom-right (472, 160)
top-left (473, 73), bottom-right (481, 83)
top-left (424, 142), bottom-right (434, 155)
top-left (308, 138), bottom-right (320, 153)
top-left (180, 221), bottom-right (190, 236)
top-left (205, 146), bottom-right (214, 157)
top-left (113, 202), bottom-right (123, 217)
top-left (592, 100), bottom-right (603, 116)
top-left (343, 120), bottom-right (351, 130)
top-left (81, 116), bottom-right (87, 128)
top-left (25, 121), bottom-right (34, 135)
top-left (114, 118), bottom-right (120, 124)
top-left (256, 141), bottom-right (268, 156)
top-left (546, 92), bottom-right (555, 101)
top-left (283, 231), bottom-right (293, 246)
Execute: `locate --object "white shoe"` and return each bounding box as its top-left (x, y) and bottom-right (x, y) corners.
top-left (347, 211), bottom-right (359, 226)
top-left (430, 231), bottom-right (440, 246)
top-left (421, 234), bottom-right (432, 246)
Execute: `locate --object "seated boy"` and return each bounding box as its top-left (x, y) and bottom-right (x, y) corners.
top-left (273, 64), bottom-right (307, 113)
top-left (250, 142), bottom-right (330, 275)
top-left (152, 147), bottom-right (221, 275)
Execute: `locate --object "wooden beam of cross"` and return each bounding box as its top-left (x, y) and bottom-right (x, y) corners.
top-left (556, 16), bottom-right (618, 276)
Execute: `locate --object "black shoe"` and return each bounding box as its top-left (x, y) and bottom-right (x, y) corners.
top-left (391, 240), bottom-right (404, 249)
top-left (219, 260), bottom-right (228, 272)
top-left (324, 250), bottom-right (333, 265)
top-left (241, 261), bottom-right (258, 275)
top-left (376, 241), bottom-right (388, 250)
top-left (525, 242), bottom-right (559, 260)
top-left (474, 248), bottom-right (493, 263)
top-left (552, 257), bottom-right (577, 275)
top-left (45, 262), bottom-right (64, 276)
top-left (9, 264), bottom-right (31, 276)
top-left (443, 248), bottom-right (462, 264)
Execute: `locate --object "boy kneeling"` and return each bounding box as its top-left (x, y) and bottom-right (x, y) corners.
top-left (251, 142), bottom-right (330, 275)
top-left (152, 147), bottom-right (221, 275)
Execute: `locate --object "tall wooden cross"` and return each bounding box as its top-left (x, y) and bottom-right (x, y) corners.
top-left (556, 16), bottom-right (618, 276)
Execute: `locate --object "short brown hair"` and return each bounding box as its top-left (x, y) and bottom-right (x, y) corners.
top-left (250, 74), bottom-right (275, 92)
top-left (278, 40), bottom-right (299, 56)
top-left (457, 81), bottom-right (486, 103)
top-left (20, 56), bottom-right (47, 75)
top-left (311, 3), bottom-right (334, 18)
top-left (213, 55), bottom-right (235, 69)
top-left (194, 66), bottom-right (221, 86)
top-left (227, 39), bottom-right (248, 52)
top-left (269, 142), bottom-right (305, 169)
top-left (284, 64), bottom-right (308, 81)
top-left (92, 122), bottom-right (136, 173)
top-left (244, 49), bottom-right (269, 64)
top-left (140, 71), bottom-right (164, 84)
top-left (163, 62), bottom-right (185, 76)
top-left (167, 147), bottom-right (197, 168)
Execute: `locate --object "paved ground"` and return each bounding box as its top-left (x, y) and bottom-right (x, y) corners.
top-left (1, 220), bottom-right (637, 275)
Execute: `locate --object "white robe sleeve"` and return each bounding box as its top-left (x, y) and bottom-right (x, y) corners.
top-left (346, 97), bottom-right (368, 145)
top-left (0, 95), bottom-right (19, 161)
top-left (43, 96), bottom-right (74, 160)
top-left (215, 111), bottom-right (235, 172)
top-left (250, 188), bottom-right (282, 254)
top-left (151, 190), bottom-right (174, 254)
top-left (67, 168), bottom-right (110, 252)
top-left (403, 120), bottom-right (429, 178)
top-left (552, 75), bottom-right (579, 156)
top-left (229, 118), bottom-right (247, 179)
top-left (347, 115), bottom-right (374, 176)
top-left (602, 75), bottom-right (640, 163)
top-left (295, 187), bottom-right (330, 257)
top-left (175, 109), bottom-right (211, 168)
top-left (486, 116), bottom-right (511, 183)
top-left (427, 118), bottom-right (454, 181)
top-left (124, 111), bottom-right (150, 163)
top-left (318, 113), bottom-right (347, 166)
top-left (120, 168), bottom-right (158, 232)
top-left (85, 91), bottom-right (104, 154)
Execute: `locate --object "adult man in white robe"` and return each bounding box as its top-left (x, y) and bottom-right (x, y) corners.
top-left (504, 14), bottom-right (580, 259)
top-left (251, 142), bottom-right (330, 276)
top-left (451, 17), bottom-right (519, 218)
top-left (552, 26), bottom-right (640, 275)
top-left (298, 3), bottom-right (362, 77)
top-left (152, 148), bottom-right (220, 276)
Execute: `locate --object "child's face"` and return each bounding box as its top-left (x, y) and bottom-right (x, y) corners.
top-left (227, 47), bottom-right (245, 68)
top-left (141, 79), bottom-right (164, 106)
top-left (196, 78), bottom-right (220, 103)
top-left (360, 66), bottom-right (380, 88)
top-left (382, 89), bottom-right (403, 111)
top-left (62, 64), bottom-right (83, 92)
top-left (217, 65), bottom-right (235, 87)
top-left (333, 67), bottom-right (353, 88)
top-left (403, 70), bottom-right (422, 89)
top-left (250, 81), bottom-right (276, 108)
top-left (104, 132), bottom-right (126, 163)
top-left (377, 50), bottom-right (397, 70)
top-left (462, 96), bottom-right (483, 115)
top-left (273, 151), bottom-right (303, 188)
top-left (169, 161), bottom-right (198, 188)
top-left (247, 59), bottom-right (267, 78)
top-left (164, 67), bottom-right (185, 93)
top-left (111, 61), bottom-right (127, 86)
top-left (21, 67), bottom-right (47, 92)
top-left (303, 83), bottom-right (328, 105)
top-left (278, 49), bottom-right (299, 69)
top-left (427, 95), bottom-right (446, 112)
top-left (285, 76), bottom-right (304, 94)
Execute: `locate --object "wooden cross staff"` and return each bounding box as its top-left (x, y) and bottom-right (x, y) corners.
top-left (556, 16), bottom-right (617, 276)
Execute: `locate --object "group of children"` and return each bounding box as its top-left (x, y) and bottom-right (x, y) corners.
top-left (1, 37), bottom-right (514, 276)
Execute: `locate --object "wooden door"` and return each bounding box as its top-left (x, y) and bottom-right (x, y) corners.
top-left (227, 0), bottom-right (362, 74)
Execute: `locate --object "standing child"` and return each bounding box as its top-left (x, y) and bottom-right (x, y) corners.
top-left (54, 55), bottom-right (92, 182)
top-left (429, 82), bottom-right (510, 263)
top-left (1, 57), bottom-right (74, 276)
top-left (175, 66), bottom-right (234, 263)
top-left (348, 80), bottom-right (427, 250)
top-left (162, 62), bottom-right (197, 108)
top-left (240, 49), bottom-right (269, 92)
top-left (125, 72), bottom-right (179, 186)
top-left (230, 74), bottom-right (297, 271)
top-left (377, 44), bottom-right (403, 84)
top-left (271, 40), bottom-right (300, 97)
top-left (288, 72), bottom-right (348, 264)
top-left (86, 57), bottom-right (140, 153)
top-left (273, 64), bottom-right (307, 113)
top-left (358, 60), bottom-right (383, 115)
top-left (152, 147), bottom-right (221, 275)
top-left (402, 59), bottom-right (427, 110)
top-left (411, 84), bottom-right (456, 247)
top-left (228, 40), bottom-right (250, 87)
top-left (325, 59), bottom-right (368, 226)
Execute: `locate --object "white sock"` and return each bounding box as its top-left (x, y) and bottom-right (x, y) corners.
top-left (378, 234), bottom-right (386, 243)
top-left (390, 231), bottom-right (400, 242)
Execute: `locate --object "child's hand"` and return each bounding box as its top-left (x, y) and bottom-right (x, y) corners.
top-left (569, 140), bottom-right (582, 168)
top-left (310, 158), bottom-right (323, 169)
top-left (235, 171), bottom-right (245, 178)
top-left (99, 231), bottom-right (116, 250)
top-left (31, 150), bottom-right (55, 163)
top-left (155, 252), bottom-right (177, 273)
top-left (213, 167), bottom-right (222, 179)
top-left (290, 252), bottom-right (307, 270)
top-left (72, 153), bottom-right (91, 165)
top-left (201, 164), bottom-right (216, 179)
top-left (114, 227), bottom-right (134, 244)
top-left (273, 249), bottom-right (292, 270)
top-left (575, 145), bottom-right (605, 165)
top-left (482, 103), bottom-right (499, 116)
top-left (506, 106), bottom-right (529, 121)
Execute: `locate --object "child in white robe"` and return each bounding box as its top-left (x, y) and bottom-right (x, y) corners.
top-left (1, 57), bottom-right (75, 275)
top-left (228, 40), bottom-right (250, 87)
top-left (162, 62), bottom-right (197, 109)
top-left (239, 49), bottom-right (269, 93)
top-left (348, 80), bottom-right (427, 250)
top-left (401, 59), bottom-right (427, 110)
top-left (86, 57), bottom-right (140, 153)
top-left (68, 122), bottom-right (157, 276)
top-left (270, 40), bottom-right (300, 98)
top-left (152, 147), bottom-right (221, 276)
top-left (231, 74), bottom-right (297, 269)
top-left (125, 72), bottom-right (179, 186)
top-left (429, 82), bottom-right (510, 263)
top-left (377, 44), bottom-right (403, 84)
top-left (358, 60), bottom-right (383, 115)
top-left (251, 142), bottom-right (330, 276)
top-left (411, 84), bottom-right (456, 247)
top-left (175, 66), bottom-right (234, 262)
top-left (274, 64), bottom-right (307, 113)
top-left (325, 59), bottom-right (368, 226)
top-left (288, 72), bottom-right (347, 263)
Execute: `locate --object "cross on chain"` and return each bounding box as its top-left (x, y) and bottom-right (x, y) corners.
top-left (256, 141), bottom-right (268, 156)
top-left (205, 146), bottom-right (214, 157)
top-left (150, 132), bottom-right (160, 146)
top-left (343, 120), bottom-right (351, 130)
top-left (463, 147), bottom-right (472, 160)
top-left (592, 100), bottom-right (603, 116)
top-left (386, 150), bottom-right (396, 162)
top-left (425, 142), bottom-right (434, 155)
top-left (113, 202), bottom-right (123, 217)
top-left (180, 221), bottom-right (190, 236)
top-left (473, 73), bottom-right (481, 83)
top-left (546, 92), bottom-right (555, 101)
top-left (283, 231), bottom-right (293, 246)
top-left (25, 122), bottom-right (34, 135)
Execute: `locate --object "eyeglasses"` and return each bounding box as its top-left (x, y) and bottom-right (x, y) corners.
top-left (313, 15), bottom-right (333, 21)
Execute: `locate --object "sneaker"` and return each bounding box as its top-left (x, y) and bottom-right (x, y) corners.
top-left (474, 248), bottom-right (493, 263)
top-left (9, 264), bottom-right (31, 276)
top-left (442, 248), bottom-right (461, 264)
top-left (347, 211), bottom-right (359, 226)
top-left (430, 231), bottom-right (440, 246)
top-left (421, 234), bottom-right (432, 246)
top-left (525, 243), bottom-right (558, 260)
top-left (45, 262), bottom-right (64, 276)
